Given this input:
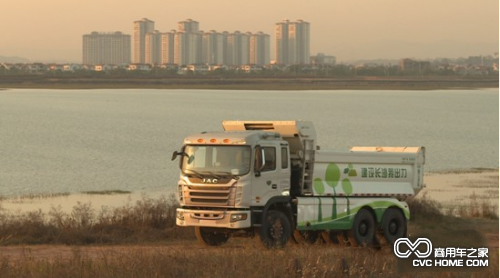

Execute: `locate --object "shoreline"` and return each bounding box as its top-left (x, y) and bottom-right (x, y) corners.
top-left (1, 169), bottom-right (497, 215)
top-left (0, 76), bottom-right (498, 90)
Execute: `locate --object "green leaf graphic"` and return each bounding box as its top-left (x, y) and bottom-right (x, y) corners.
top-left (342, 178), bottom-right (353, 196)
top-left (313, 178), bottom-right (325, 195)
top-left (325, 163), bottom-right (340, 188)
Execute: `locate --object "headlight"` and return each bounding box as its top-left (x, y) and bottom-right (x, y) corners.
top-left (230, 213), bottom-right (248, 222)
top-left (176, 210), bottom-right (185, 220)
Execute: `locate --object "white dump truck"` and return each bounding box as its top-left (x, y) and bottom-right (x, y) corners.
top-left (172, 121), bottom-right (425, 248)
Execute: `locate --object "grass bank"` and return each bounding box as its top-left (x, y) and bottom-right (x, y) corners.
top-left (0, 194), bottom-right (497, 277)
top-left (0, 76), bottom-right (498, 90)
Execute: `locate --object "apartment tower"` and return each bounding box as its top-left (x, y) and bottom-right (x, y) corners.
top-left (249, 32), bottom-right (270, 66)
top-left (82, 32), bottom-right (131, 65)
top-left (275, 19), bottom-right (310, 65)
top-left (161, 31), bottom-right (176, 64)
top-left (175, 19), bottom-right (202, 65)
top-left (133, 18), bottom-right (154, 63)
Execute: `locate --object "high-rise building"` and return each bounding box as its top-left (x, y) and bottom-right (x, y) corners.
top-left (133, 18), bottom-right (154, 63)
top-left (161, 31), bottom-right (176, 64)
top-left (144, 30), bottom-right (162, 65)
top-left (174, 19), bottom-right (202, 65)
top-left (82, 31), bottom-right (131, 65)
top-left (178, 19), bottom-right (199, 33)
top-left (130, 18), bottom-right (271, 67)
top-left (275, 19), bottom-right (310, 65)
top-left (145, 30), bottom-right (162, 65)
top-left (249, 32), bottom-right (270, 66)
top-left (275, 21), bottom-right (290, 65)
top-left (227, 31), bottom-right (250, 66)
top-left (202, 30), bottom-right (224, 65)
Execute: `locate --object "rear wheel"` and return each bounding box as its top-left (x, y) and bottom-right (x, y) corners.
top-left (349, 208), bottom-right (376, 247)
top-left (195, 227), bottom-right (229, 246)
top-left (381, 208), bottom-right (407, 245)
top-left (257, 210), bottom-right (291, 249)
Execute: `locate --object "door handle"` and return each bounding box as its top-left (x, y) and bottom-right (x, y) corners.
top-left (272, 184), bottom-right (277, 189)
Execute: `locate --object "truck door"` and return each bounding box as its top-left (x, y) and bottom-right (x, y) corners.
top-left (252, 143), bottom-right (290, 206)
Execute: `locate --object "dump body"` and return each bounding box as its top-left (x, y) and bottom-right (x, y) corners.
top-left (311, 147), bottom-right (425, 198)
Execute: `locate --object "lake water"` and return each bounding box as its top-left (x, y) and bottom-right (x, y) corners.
top-left (0, 88), bottom-right (498, 197)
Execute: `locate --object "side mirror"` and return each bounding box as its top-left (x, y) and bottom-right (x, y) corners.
top-left (172, 148), bottom-right (188, 169)
top-left (254, 145), bottom-right (266, 177)
top-left (171, 151), bottom-right (180, 161)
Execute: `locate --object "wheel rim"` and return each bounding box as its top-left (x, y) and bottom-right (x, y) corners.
top-left (270, 218), bottom-right (284, 240)
top-left (358, 221), bottom-right (369, 236)
top-left (389, 220), bottom-right (399, 235)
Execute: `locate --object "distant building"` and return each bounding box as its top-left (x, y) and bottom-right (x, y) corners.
top-left (311, 53), bottom-right (336, 65)
top-left (133, 18), bottom-right (155, 64)
top-left (399, 58), bottom-right (431, 72)
top-left (145, 30), bottom-right (162, 65)
top-left (82, 32), bottom-right (131, 65)
top-left (174, 19), bottom-right (202, 66)
top-left (249, 32), bottom-right (270, 66)
top-left (275, 20), bottom-right (310, 65)
top-left (202, 30), bottom-right (225, 65)
top-left (226, 31), bottom-right (250, 66)
top-left (161, 31), bottom-right (176, 64)
top-left (129, 18), bottom-right (270, 67)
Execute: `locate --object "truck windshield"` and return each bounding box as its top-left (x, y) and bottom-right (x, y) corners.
top-left (182, 145), bottom-right (251, 177)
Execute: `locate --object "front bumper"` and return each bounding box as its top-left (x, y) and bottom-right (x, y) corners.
top-left (176, 208), bottom-right (251, 229)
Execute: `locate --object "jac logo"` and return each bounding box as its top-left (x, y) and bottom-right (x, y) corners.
top-left (202, 178), bottom-right (218, 184)
top-left (394, 238), bottom-right (433, 258)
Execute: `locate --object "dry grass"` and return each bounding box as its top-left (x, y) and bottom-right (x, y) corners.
top-left (0, 242), bottom-right (496, 277)
top-left (0, 194), bottom-right (192, 245)
top-left (0, 192), bottom-right (497, 277)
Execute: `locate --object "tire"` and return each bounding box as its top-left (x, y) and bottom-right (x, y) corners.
top-left (349, 208), bottom-right (376, 247)
top-left (257, 210), bottom-right (291, 249)
top-left (381, 208), bottom-right (407, 245)
top-left (194, 227), bottom-right (229, 246)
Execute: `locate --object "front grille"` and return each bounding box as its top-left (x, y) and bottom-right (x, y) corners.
top-left (184, 184), bottom-right (235, 206)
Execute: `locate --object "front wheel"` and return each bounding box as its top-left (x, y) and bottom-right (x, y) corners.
top-left (195, 227), bottom-right (229, 246)
top-left (257, 210), bottom-right (291, 249)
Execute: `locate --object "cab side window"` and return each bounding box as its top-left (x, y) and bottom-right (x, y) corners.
top-left (262, 147), bottom-right (276, 172)
top-left (281, 147), bottom-right (288, 169)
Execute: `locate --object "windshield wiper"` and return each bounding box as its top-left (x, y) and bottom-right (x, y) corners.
top-left (213, 171), bottom-right (240, 180)
top-left (184, 169), bottom-right (204, 179)
top-left (201, 171), bottom-right (223, 179)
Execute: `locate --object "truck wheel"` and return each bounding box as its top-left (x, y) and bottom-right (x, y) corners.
top-left (381, 208), bottom-right (407, 245)
top-left (258, 210), bottom-right (291, 249)
top-left (349, 209), bottom-right (376, 247)
top-left (195, 227), bottom-right (229, 246)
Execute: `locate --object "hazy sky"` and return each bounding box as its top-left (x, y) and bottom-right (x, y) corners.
top-left (2, 0), bottom-right (498, 63)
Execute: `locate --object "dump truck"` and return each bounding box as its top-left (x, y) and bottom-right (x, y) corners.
top-left (172, 120), bottom-right (425, 248)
